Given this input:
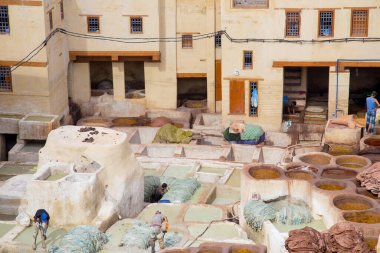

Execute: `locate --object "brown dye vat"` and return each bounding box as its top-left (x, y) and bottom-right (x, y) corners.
top-left (336, 157), bottom-right (368, 169)
top-left (364, 138), bottom-right (380, 147)
top-left (343, 211), bottom-right (380, 224)
top-left (318, 184), bottom-right (345, 191)
top-left (334, 197), bottom-right (372, 211)
top-left (364, 238), bottom-right (379, 250)
top-left (286, 171), bottom-right (315, 180)
top-left (286, 165), bottom-right (319, 174)
top-left (299, 154), bottom-right (331, 166)
top-left (357, 190), bottom-right (379, 200)
top-left (112, 118), bottom-right (138, 126)
top-left (249, 166), bottom-right (281, 179)
top-left (321, 168), bottom-right (357, 179)
top-left (82, 118), bottom-right (108, 124)
top-left (229, 248), bottom-right (256, 253)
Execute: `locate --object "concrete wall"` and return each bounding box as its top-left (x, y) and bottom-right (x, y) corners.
top-left (221, 0), bottom-right (380, 131)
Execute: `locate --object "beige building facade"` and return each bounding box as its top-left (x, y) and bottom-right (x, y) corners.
top-left (1, 0), bottom-right (380, 131)
top-left (221, 0), bottom-right (380, 131)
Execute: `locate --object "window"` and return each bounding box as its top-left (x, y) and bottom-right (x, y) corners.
top-left (0, 67), bottom-right (12, 92)
top-left (48, 11), bottom-right (53, 30)
top-left (243, 51), bottom-right (253, 69)
top-left (130, 17), bottom-right (143, 33)
top-left (286, 11), bottom-right (300, 37)
top-left (351, 10), bottom-right (368, 37)
top-left (182, 34), bottom-right (193, 48)
top-left (60, 1), bottom-right (64, 20)
top-left (87, 16), bottom-right (100, 33)
top-left (215, 33), bottom-right (221, 48)
top-left (319, 11), bottom-right (334, 37)
top-left (249, 82), bottom-right (258, 116)
top-left (0, 6), bottom-right (10, 33)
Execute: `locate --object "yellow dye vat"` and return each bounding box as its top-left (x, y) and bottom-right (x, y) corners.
top-left (230, 249), bottom-right (256, 253)
top-left (250, 168), bottom-right (280, 179)
top-left (344, 211), bottom-right (380, 224)
top-left (364, 238), bottom-right (378, 250)
top-left (286, 171), bottom-right (315, 180)
top-left (335, 201), bottom-right (371, 211)
top-left (317, 184), bottom-right (345, 191)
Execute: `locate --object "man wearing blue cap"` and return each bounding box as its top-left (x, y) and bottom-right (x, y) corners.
top-left (33, 209), bottom-right (50, 250)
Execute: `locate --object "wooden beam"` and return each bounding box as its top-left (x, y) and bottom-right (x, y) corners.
top-left (340, 61), bottom-right (380, 68)
top-left (69, 51), bottom-right (161, 62)
top-left (273, 61), bottom-right (336, 67)
top-left (0, 0), bottom-right (42, 6)
top-left (0, 60), bottom-right (47, 67)
top-left (177, 73), bottom-right (207, 78)
top-left (223, 76), bottom-right (264, 81)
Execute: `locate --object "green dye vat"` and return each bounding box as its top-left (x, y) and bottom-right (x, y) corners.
top-left (188, 185), bottom-right (209, 204)
top-left (144, 169), bottom-right (158, 176)
top-left (14, 226), bottom-right (67, 246)
top-left (184, 207), bottom-right (223, 223)
top-left (272, 219), bottom-right (327, 233)
top-left (46, 173), bottom-right (68, 181)
top-left (187, 223), bottom-right (241, 240)
top-left (199, 167), bottom-right (226, 176)
top-left (0, 164), bottom-right (37, 175)
top-left (138, 204), bottom-right (182, 223)
top-left (0, 223), bottom-right (16, 238)
top-left (0, 114), bottom-right (24, 119)
top-left (225, 169), bottom-right (241, 188)
top-left (0, 174), bottom-right (14, 181)
top-left (211, 197), bottom-right (238, 205)
top-left (338, 163), bottom-right (363, 169)
top-left (163, 165), bottom-right (193, 179)
top-left (24, 115), bottom-right (54, 122)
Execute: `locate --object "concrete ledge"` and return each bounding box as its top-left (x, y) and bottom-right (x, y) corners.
top-left (18, 114), bottom-right (60, 140)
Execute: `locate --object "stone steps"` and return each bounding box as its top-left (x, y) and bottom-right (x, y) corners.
top-left (0, 195), bottom-right (22, 215)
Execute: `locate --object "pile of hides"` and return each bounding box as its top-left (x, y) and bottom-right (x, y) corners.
top-left (243, 200), bottom-right (277, 231)
top-left (285, 226), bottom-right (326, 253)
top-left (244, 199), bottom-right (313, 231)
top-left (153, 124), bottom-right (192, 144)
top-left (48, 226), bottom-right (109, 253)
top-left (285, 222), bottom-right (375, 253)
top-left (330, 114), bottom-right (364, 129)
top-left (357, 162), bottom-right (380, 197)
top-left (324, 222), bottom-right (374, 253)
top-left (119, 221), bottom-right (182, 249)
top-left (144, 176), bottom-right (201, 203)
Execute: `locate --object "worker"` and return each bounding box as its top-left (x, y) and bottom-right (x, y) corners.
top-left (366, 91), bottom-right (380, 135)
top-left (33, 209), bottom-right (50, 250)
top-left (150, 210), bottom-right (165, 253)
top-left (150, 183), bottom-right (168, 203)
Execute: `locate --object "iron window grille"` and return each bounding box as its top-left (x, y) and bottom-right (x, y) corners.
top-left (286, 12), bottom-right (300, 37)
top-left (87, 17), bottom-right (99, 33)
top-left (0, 67), bottom-right (12, 92)
top-left (60, 1), bottom-right (64, 20)
top-left (319, 11), bottom-right (334, 37)
top-left (244, 51), bottom-right (253, 69)
top-left (130, 17), bottom-right (143, 33)
top-left (48, 11), bottom-right (53, 30)
top-left (215, 34), bottom-right (222, 48)
top-left (351, 10), bottom-right (368, 37)
top-left (249, 82), bottom-right (258, 116)
top-left (182, 34), bottom-right (193, 48)
top-left (0, 6), bottom-right (10, 33)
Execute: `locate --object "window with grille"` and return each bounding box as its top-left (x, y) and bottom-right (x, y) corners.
top-left (243, 51), bottom-right (253, 69)
top-left (87, 17), bottom-right (100, 33)
top-left (182, 34), bottom-right (193, 48)
top-left (215, 34), bottom-right (221, 48)
top-left (60, 1), bottom-right (64, 20)
top-left (351, 10), bottom-right (368, 37)
top-left (319, 11), bottom-right (334, 37)
top-left (48, 11), bottom-right (53, 30)
top-left (0, 67), bottom-right (12, 92)
top-left (249, 82), bottom-right (258, 116)
top-left (286, 11), bottom-right (300, 37)
top-left (130, 17), bottom-right (143, 33)
top-left (0, 6), bottom-right (10, 33)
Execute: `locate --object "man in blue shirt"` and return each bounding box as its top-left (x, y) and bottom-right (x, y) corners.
top-left (366, 91), bottom-right (380, 134)
top-left (33, 209), bottom-right (50, 250)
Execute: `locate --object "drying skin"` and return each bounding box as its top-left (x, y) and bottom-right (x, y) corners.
top-left (323, 222), bottom-right (374, 253)
top-left (357, 162), bottom-right (380, 196)
top-left (285, 226), bottom-right (326, 253)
